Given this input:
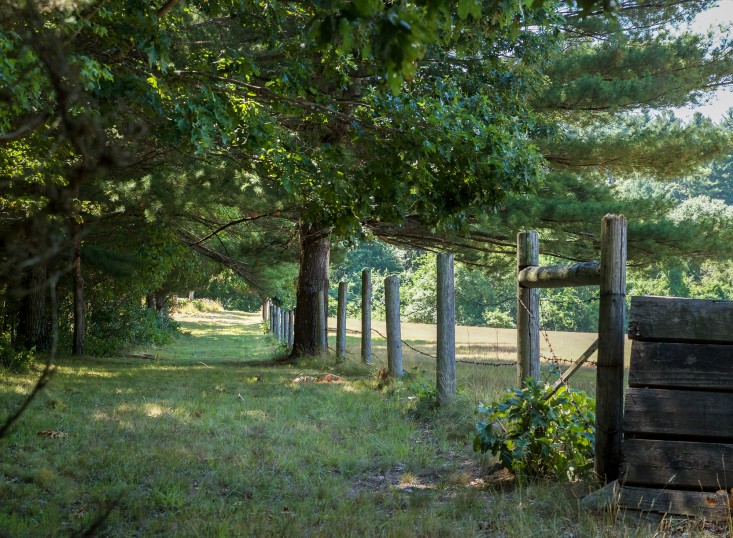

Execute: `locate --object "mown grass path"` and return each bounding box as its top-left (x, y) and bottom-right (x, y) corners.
top-left (0, 311), bottom-right (672, 537)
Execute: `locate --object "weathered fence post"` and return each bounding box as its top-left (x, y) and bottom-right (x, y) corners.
top-left (595, 214), bottom-right (627, 483)
top-left (361, 269), bottom-right (372, 364)
top-left (269, 304), bottom-right (275, 333)
top-left (288, 310), bottom-right (294, 347)
top-left (337, 282), bottom-right (348, 359)
top-left (274, 306), bottom-right (279, 340)
top-left (323, 282), bottom-right (329, 345)
top-left (262, 298), bottom-right (269, 321)
top-left (384, 275), bottom-right (403, 377)
top-left (517, 231), bottom-right (540, 386)
top-left (316, 290), bottom-right (327, 355)
top-left (282, 308), bottom-right (289, 345)
top-left (279, 306), bottom-right (285, 342)
top-left (437, 253), bottom-right (456, 406)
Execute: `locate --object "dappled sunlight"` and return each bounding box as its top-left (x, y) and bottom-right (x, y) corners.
top-left (144, 403), bottom-right (170, 418)
top-left (339, 383), bottom-right (367, 394)
top-left (242, 409), bottom-right (270, 420)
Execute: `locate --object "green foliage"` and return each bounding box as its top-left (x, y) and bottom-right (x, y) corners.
top-left (401, 254), bottom-right (438, 324)
top-left (175, 299), bottom-right (225, 314)
top-left (85, 303), bottom-right (179, 356)
top-left (474, 377), bottom-right (595, 480)
top-left (0, 334), bottom-right (34, 372)
top-left (393, 379), bottom-right (440, 418)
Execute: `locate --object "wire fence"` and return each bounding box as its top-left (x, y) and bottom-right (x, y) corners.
top-left (303, 278), bottom-right (603, 380)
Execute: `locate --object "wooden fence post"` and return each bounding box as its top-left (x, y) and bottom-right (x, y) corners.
top-left (316, 290), bottom-right (327, 355)
top-left (282, 308), bottom-right (289, 344)
top-left (517, 230), bottom-right (540, 386)
top-left (288, 310), bottom-right (294, 347)
top-left (384, 275), bottom-right (403, 377)
top-left (262, 298), bottom-right (269, 321)
top-left (595, 214), bottom-right (627, 483)
top-left (274, 306), bottom-right (279, 340)
top-left (279, 306), bottom-right (285, 342)
top-left (337, 282), bottom-right (348, 359)
top-left (437, 253), bottom-right (456, 406)
top-left (269, 304), bottom-right (275, 333)
top-left (323, 282), bottom-right (329, 346)
top-left (361, 269), bottom-right (372, 364)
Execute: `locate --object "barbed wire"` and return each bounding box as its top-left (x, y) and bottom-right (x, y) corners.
top-left (329, 325), bottom-right (515, 367)
top-left (538, 292), bottom-right (600, 307)
top-left (457, 295), bottom-right (515, 311)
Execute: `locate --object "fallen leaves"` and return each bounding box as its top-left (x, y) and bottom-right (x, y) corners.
top-left (37, 430), bottom-right (69, 438)
top-left (292, 373), bottom-right (345, 384)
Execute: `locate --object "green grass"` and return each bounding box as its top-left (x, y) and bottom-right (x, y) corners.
top-left (0, 311), bottom-right (720, 537)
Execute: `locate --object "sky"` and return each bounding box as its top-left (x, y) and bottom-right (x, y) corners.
top-left (673, 0), bottom-right (733, 121)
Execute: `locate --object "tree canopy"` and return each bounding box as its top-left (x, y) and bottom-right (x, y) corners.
top-left (1, 0), bottom-right (732, 357)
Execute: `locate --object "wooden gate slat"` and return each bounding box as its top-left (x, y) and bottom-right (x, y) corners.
top-left (618, 486), bottom-right (731, 520)
top-left (629, 341), bottom-right (733, 391)
top-left (623, 388), bottom-right (733, 440)
top-left (620, 439), bottom-right (733, 489)
top-left (628, 296), bottom-right (733, 343)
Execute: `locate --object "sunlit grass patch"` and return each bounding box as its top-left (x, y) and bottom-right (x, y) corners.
top-left (0, 310), bottom-right (688, 537)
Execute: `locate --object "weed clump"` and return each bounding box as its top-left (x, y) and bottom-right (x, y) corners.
top-left (173, 298), bottom-right (224, 314)
top-left (0, 334), bottom-right (34, 372)
top-left (474, 377), bottom-right (595, 481)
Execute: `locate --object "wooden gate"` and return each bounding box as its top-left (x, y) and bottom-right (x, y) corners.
top-left (618, 295), bottom-right (733, 520)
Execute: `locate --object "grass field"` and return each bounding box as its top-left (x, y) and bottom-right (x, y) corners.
top-left (0, 311), bottom-right (726, 537)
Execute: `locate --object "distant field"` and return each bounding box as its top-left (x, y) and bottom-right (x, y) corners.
top-left (328, 317), bottom-right (633, 399)
top-left (334, 316), bottom-right (631, 363)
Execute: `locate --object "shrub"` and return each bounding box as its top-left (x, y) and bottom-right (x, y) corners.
top-left (0, 334), bottom-right (34, 372)
top-left (86, 302), bottom-right (179, 356)
top-left (482, 309), bottom-right (515, 329)
top-left (473, 377), bottom-right (595, 480)
top-left (172, 298), bottom-right (224, 314)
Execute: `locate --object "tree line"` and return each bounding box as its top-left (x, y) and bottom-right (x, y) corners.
top-left (1, 0), bottom-right (732, 363)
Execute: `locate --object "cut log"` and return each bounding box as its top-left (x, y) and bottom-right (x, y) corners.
top-left (517, 261), bottom-right (600, 289)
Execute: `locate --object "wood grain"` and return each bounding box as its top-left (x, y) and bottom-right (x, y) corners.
top-left (618, 486), bottom-right (732, 521)
top-left (629, 341), bottom-right (733, 390)
top-left (623, 388), bottom-right (733, 440)
top-left (516, 230), bottom-right (540, 386)
top-left (621, 439), bottom-right (733, 489)
top-left (517, 261), bottom-right (600, 289)
top-left (596, 214), bottom-right (627, 483)
top-left (628, 296), bottom-right (733, 343)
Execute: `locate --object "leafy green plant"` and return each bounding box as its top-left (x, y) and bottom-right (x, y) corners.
top-left (85, 303), bottom-right (179, 356)
top-left (473, 378), bottom-right (595, 480)
top-left (0, 334), bottom-right (34, 372)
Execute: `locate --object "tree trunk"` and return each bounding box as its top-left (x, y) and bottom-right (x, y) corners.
top-left (17, 262), bottom-right (49, 351)
top-left (72, 224), bottom-right (85, 355)
top-left (290, 222), bottom-right (331, 359)
top-left (146, 293), bottom-right (156, 309)
top-left (155, 291), bottom-right (166, 312)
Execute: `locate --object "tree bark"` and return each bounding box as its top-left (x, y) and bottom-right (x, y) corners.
top-left (290, 222), bottom-right (331, 359)
top-left (146, 293), bottom-right (156, 309)
top-left (155, 290), bottom-right (166, 312)
top-left (72, 223), bottom-right (85, 355)
top-left (17, 262), bottom-right (49, 351)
